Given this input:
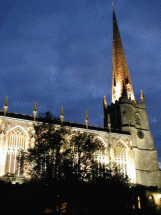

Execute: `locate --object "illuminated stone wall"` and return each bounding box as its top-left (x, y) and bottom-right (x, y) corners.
top-left (0, 109), bottom-right (160, 187)
top-left (104, 95), bottom-right (161, 188)
top-left (0, 114), bottom-right (136, 183)
top-left (0, 115), bottom-right (34, 176)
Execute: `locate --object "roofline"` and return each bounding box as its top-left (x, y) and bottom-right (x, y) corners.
top-left (0, 110), bottom-right (130, 136)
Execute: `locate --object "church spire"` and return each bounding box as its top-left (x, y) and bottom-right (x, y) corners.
top-left (112, 9), bottom-right (135, 103)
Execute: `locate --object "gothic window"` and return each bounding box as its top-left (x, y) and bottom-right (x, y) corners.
top-left (114, 142), bottom-right (127, 176)
top-left (95, 140), bottom-right (105, 164)
top-left (5, 127), bottom-right (27, 175)
top-left (65, 136), bottom-right (105, 176)
top-left (66, 136), bottom-right (78, 154)
top-left (65, 136), bottom-right (79, 171)
top-left (93, 139), bottom-right (106, 177)
top-left (135, 113), bottom-right (140, 125)
top-left (148, 195), bottom-right (155, 207)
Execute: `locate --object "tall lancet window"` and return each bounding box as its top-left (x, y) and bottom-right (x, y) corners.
top-left (95, 139), bottom-right (105, 166)
top-left (5, 127), bottom-right (27, 175)
top-left (114, 142), bottom-right (127, 176)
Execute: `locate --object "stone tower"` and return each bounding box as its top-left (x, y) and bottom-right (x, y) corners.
top-left (104, 9), bottom-right (161, 187)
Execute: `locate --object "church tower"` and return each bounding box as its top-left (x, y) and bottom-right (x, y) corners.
top-left (104, 9), bottom-right (161, 187)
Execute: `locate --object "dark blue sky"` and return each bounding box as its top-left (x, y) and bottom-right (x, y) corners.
top-left (0, 0), bottom-right (161, 161)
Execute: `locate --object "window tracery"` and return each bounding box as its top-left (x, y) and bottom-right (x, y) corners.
top-left (114, 142), bottom-right (127, 176)
top-left (5, 127), bottom-right (27, 175)
top-left (65, 135), bottom-right (106, 175)
top-left (94, 138), bottom-right (105, 165)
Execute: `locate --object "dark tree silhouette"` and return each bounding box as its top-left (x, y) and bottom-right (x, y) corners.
top-left (19, 112), bottom-right (104, 184)
top-left (63, 131), bottom-right (105, 182)
top-left (27, 125), bottom-right (70, 182)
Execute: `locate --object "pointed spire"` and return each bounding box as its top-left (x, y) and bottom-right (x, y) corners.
top-left (33, 100), bottom-right (37, 122)
top-left (140, 89), bottom-right (145, 103)
top-left (85, 110), bottom-right (89, 129)
top-left (60, 105), bottom-right (64, 125)
top-left (112, 9), bottom-right (135, 103)
top-left (4, 95), bottom-right (8, 116)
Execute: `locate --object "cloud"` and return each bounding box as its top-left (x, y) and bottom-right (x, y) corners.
top-left (0, 0), bottom-right (161, 162)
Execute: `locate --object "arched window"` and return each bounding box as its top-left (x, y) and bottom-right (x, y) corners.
top-left (114, 142), bottom-right (127, 176)
top-left (135, 113), bottom-right (140, 125)
top-left (65, 135), bottom-right (106, 176)
top-left (5, 127), bottom-right (27, 175)
top-left (148, 195), bottom-right (155, 207)
top-left (65, 135), bottom-right (79, 173)
top-left (94, 138), bottom-right (105, 165)
top-left (66, 135), bottom-right (78, 155)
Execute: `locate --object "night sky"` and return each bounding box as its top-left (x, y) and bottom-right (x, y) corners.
top-left (1, 1), bottom-right (161, 162)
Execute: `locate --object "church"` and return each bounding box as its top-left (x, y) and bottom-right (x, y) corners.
top-left (0, 9), bottom-right (160, 188)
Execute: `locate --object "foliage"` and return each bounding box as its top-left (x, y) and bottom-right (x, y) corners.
top-left (103, 161), bottom-right (129, 184)
top-left (27, 125), bottom-right (70, 182)
top-left (0, 173), bottom-right (16, 183)
top-left (62, 131), bottom-right (105, 181)
top-left (38, 111), bottom-right (59, 121)
top-left (19, 111), bottom-right (105, 183)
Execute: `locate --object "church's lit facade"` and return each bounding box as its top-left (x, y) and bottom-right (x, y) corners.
top-left (0, 9), bottom-right (160, 188)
